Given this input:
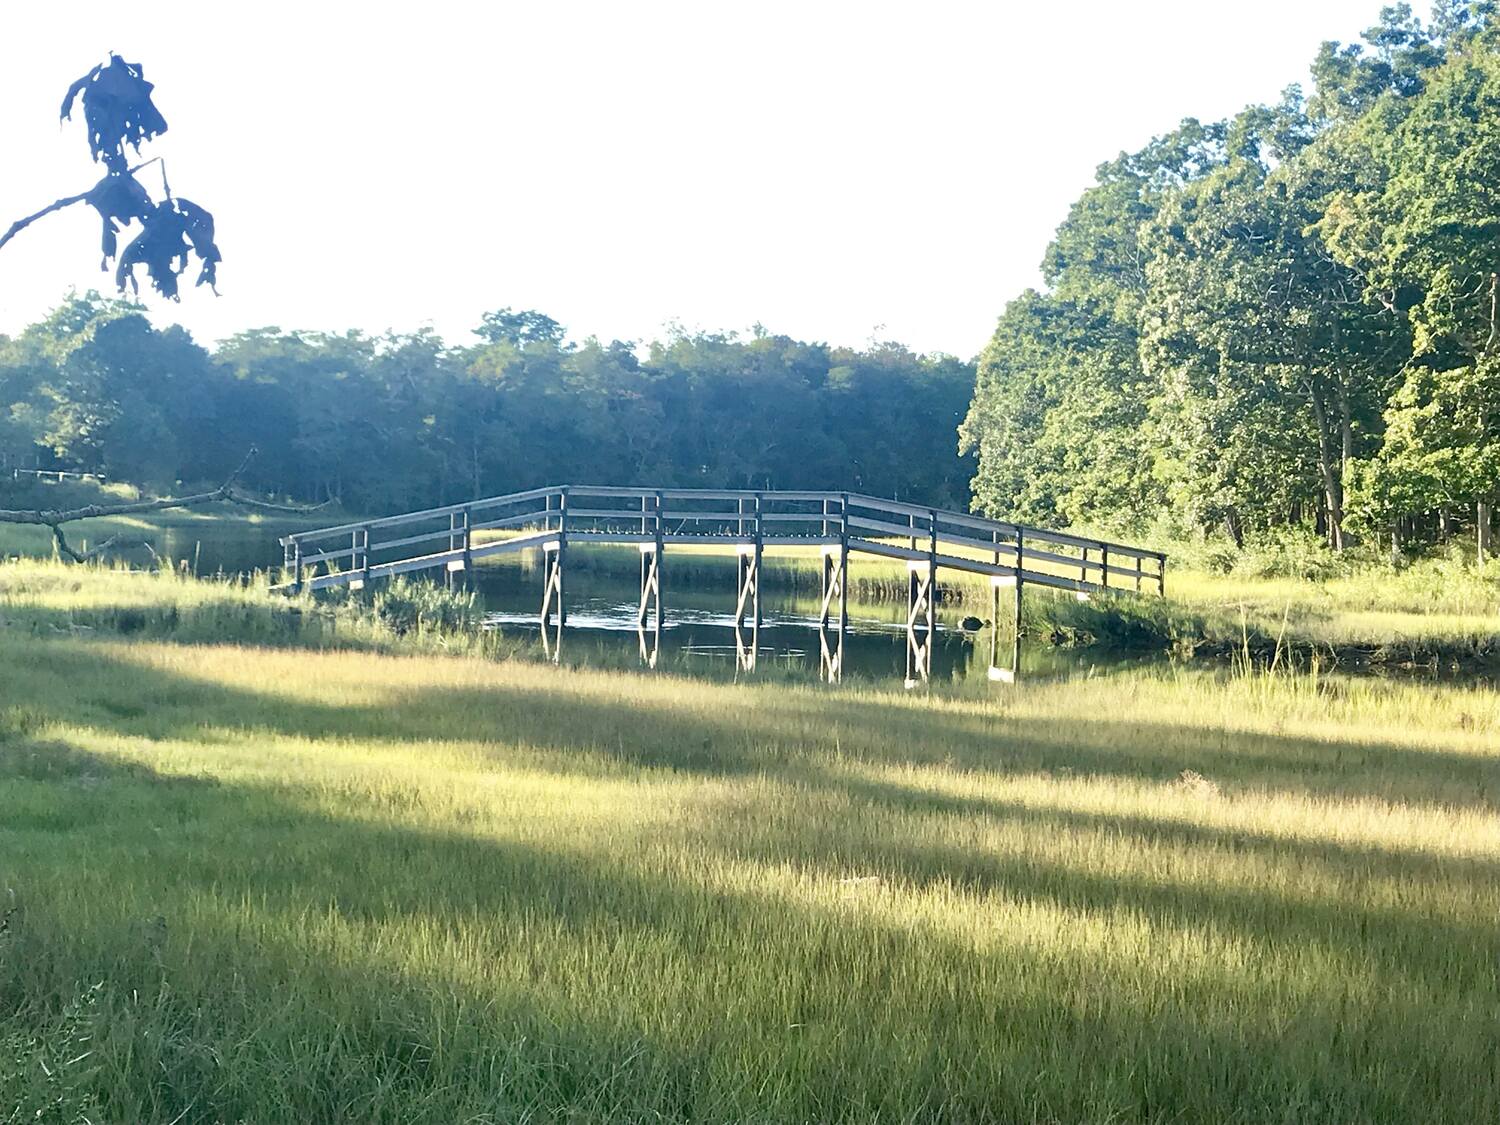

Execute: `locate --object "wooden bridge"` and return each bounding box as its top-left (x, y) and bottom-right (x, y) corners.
top-left (280, 486), bottom-right (1166, 684)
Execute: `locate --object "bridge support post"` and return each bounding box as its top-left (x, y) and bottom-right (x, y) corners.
top-left (638, 492), bottom-right (664, 668)
top-left (1012, 529), bottom-right (1024, 676)
top-left (541, 490), bottom-right (568, 663)
top-left (905, 511), bottom-right (937, 687)
top-left (457, 505), bottom-right (473, 589)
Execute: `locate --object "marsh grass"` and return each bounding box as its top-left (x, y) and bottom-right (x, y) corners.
top-left (1, 563), bottom-right (1499, 1121)
top-left (0, 559), bottom-right (508, 660)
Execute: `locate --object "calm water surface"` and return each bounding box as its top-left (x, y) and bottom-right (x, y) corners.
top-left (472, 548), bottom-right (1115, 683)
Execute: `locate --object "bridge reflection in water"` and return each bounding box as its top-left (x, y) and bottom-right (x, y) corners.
top-left (280, 486), bottom-right (1166, 685)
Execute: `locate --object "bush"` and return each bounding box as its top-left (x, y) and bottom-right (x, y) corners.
top-left (1234, 527), bottom-right (1354, 581)
top-left (368, 576), bottom-right (481, 636)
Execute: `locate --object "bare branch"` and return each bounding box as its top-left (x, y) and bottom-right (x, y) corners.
top-left (0, 190), bottom-right (92, 254)
top-left (224, 490), bottom-right (337, 514)
top-left (1, 446), bottom-right (334, 562)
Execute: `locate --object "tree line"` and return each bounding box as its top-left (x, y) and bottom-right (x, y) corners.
top-left (0, 296), bottom-right (975, 514)
top-left (961, 1), bottom-right (1500, 559)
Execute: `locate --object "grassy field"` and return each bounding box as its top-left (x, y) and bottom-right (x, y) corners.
top-left (2, 562), bottom-right (1499, 1122)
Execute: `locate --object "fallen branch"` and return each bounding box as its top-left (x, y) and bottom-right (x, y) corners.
top-left (3, 447), bottom-right (334, 564)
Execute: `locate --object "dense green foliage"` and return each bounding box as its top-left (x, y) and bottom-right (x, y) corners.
top-left (0, 297), bottom-right (973, 513)
top-left (962, 2), bottom-right (1500, 557)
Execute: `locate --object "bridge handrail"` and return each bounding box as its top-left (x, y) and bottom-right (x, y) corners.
top-left (281, 485), bottom-right (1164, 558)
top-left (278, 483), bottom-right (1166, 598)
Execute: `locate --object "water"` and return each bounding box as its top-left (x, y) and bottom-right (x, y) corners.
top-left (71, 518), bottom-right (290, 578)
top-left (472, 547), bottom-right (1111, 684)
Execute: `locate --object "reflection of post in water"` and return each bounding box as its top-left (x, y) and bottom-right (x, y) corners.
top-left (904, 562), bottom-right (935, 688)
top-left (818, 541), bottom-right (847, 682)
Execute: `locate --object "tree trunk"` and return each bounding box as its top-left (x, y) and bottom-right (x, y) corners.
top-left (1223, 507), bottom-right (1244, 550)
top-left (1480, 499), bottom-right (1494, 565)
top-left (1307, 384), bottom-right (1344, 550)
top-left (1335, 377), bottom-right (1356, 546)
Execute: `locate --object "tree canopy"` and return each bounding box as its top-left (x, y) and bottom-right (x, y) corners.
top-left (962, 2), bottom-right (1500, 558)
top-left (0, 296), bottom-right (975, 514)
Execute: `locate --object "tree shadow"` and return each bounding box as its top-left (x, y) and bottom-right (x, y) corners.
top-left (5, 738), bottom-right (1493, 1123)
top-left (11, 633), bottom-right (1500, 812)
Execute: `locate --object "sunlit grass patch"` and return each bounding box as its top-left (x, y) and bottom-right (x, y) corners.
top-left (1, 572), bottom-right (1498, 1122)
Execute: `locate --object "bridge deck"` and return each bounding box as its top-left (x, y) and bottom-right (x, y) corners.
top-left (278, 486), bottom-right (1165, 682)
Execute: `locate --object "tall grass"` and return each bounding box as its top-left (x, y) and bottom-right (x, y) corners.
top-left (1, 564), bottom-right (1498, 1121)
top-left (0, 558), bottom-right (505, 657)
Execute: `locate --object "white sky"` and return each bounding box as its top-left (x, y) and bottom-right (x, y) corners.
top-left (0, 0), bottom-right (1384, 359)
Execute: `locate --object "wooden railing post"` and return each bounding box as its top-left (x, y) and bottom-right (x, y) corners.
top-left (1012, 528), bottom-right (1024, 677)
top-left (284, 537), bottom-right (302, 594)
top-left (462, 506), bottom-right (473, 575)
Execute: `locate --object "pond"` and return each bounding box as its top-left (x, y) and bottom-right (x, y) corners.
top-left (108, 527), bottom-right (1153, 683)
top-left (471, 546), bottom-right (1122, 684)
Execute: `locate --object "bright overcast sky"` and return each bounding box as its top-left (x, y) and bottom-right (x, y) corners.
top-left (0, 0), bottom-right (1385, 358)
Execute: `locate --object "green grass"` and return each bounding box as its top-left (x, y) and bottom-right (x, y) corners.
top-left (2, 562), bottom-right (1499, 1121)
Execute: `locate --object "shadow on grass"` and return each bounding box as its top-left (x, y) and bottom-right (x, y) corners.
top-left (10, 633), bottom-right (1500, 812)
top-left (4, 638), bottom-right (1498, 988)
top-left (3, 738), bottom-right (1492, 1124)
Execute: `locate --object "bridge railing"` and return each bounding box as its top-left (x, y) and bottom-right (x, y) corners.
top-left (279, 484), bottom-right (1166, 597)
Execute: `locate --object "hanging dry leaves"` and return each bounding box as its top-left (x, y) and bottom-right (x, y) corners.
top-left (60, 55), bottom-right (169, 168)
top-left (1, 53), bottom-right (220, 300)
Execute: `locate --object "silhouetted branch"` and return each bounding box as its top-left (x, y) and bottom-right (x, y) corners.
top-left (0, 190), bottom-right (92, 253)
top-left (0, 156), bottom-right (166, 256)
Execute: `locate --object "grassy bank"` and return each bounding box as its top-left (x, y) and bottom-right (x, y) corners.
top-left (2, 563), bottom-right (1499, 1122)
top-left (1110, 555), bottom-right (1500, 671)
